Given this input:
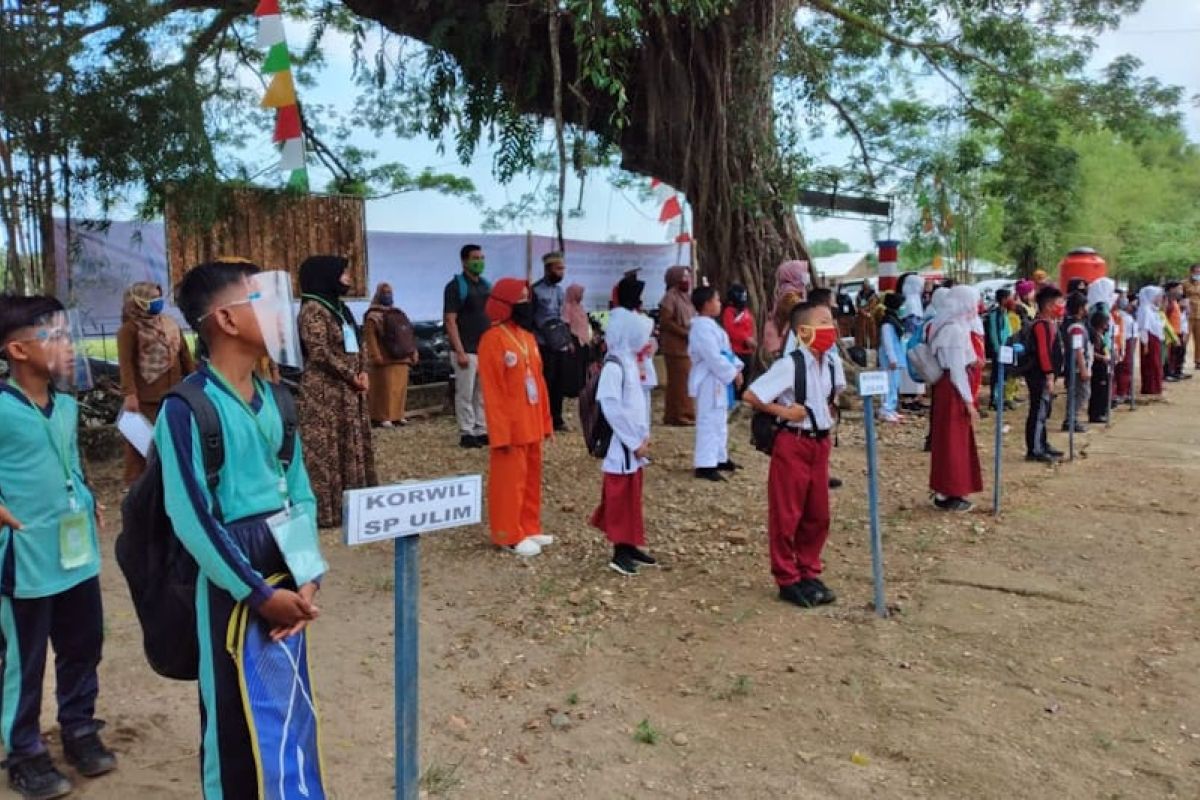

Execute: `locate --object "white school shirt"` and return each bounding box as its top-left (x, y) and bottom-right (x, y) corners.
top-left (747, 346), bottom-right (838, 432)
top-left (783, 329), bottom-right (847, 393)
top-left (596, 356), bottom-right (650, 475)
top-left (687, 316), bottom-right (741, 410)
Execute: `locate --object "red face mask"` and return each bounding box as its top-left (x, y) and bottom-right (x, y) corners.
top-left (1051, 303), bottom-right (1066, 319)
top-left (800, 324), bottom-right (838, 356)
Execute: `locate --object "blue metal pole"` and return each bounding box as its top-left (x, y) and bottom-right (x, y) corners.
top-left (992, 360), bottom-right (1005, 517)
top-left (1067, 342), bottom-right (1076, 462)
top-left (395, 535), bottom-right (420, 800)
top-left (862, 396), bottom-right (887, 618)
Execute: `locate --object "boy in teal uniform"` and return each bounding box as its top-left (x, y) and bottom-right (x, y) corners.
top-left (156, 261), bottom-right (327, 798)
top-left (0, 295), bottom-right (116, 800)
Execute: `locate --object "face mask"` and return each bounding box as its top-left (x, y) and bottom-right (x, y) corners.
top-left (1052, 303), bottom-right (1066, 319)
top-left (467, 259), bottom-right (485, 277)
top-left (1192, 275), bottom-right (1200, 282)
top-left (147, 298), bottom-right (165, 316)
top-left (545, 273), bottom-right (563, 285)
top-left (511, 301), bottom-right (535, 331)
top-left (379, 293), bottom-right (394, 307)
top-left (799, 324), bottom-right (838, 356)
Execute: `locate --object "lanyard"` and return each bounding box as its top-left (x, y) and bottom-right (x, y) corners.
top-left (206, 367), bottom-right (290, 505)
top-left (302, 294), bottom-right (346, 321)
top-left (7, 381), bottom-right (76, 502)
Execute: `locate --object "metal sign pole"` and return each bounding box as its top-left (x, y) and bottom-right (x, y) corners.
top-left (395, 535), bottom-right (420, 800)
top-left (858, 370), bottom-right (889, 618)
top-left (1067, 333), bottom-right (1078, 461)
top-left (992, 355), bottom-right (1006, 517)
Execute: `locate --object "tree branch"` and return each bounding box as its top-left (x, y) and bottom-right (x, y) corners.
top-left (818, 89), bottom-right (877, 187)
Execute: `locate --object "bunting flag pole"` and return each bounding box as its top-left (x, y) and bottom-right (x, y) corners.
top-left (255, 2), bottom-right (308, 190)
top-left (651, 178), bottom-right (691, 246)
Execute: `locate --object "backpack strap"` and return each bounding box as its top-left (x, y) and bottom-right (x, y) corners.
top-left (169, 380), bottom-right (225, 521)
top-left (788, 350), bottom-right (819, 432)
top-left (601, 355), bottom-right (630, 471)
top-left (266, 381), bottom-right (299, 470)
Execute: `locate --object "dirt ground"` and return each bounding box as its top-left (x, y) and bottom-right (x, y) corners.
top-left (35, 377), bottom-right (1200, 799)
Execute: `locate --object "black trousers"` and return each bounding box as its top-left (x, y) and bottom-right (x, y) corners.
top-left (1024, 373), bottom-right (1054, 456)
top-left (539, 345), bottom-right (568, 427)
top-left (1088, 360), bottom-right (1110, 422)
top-left (0, 577), bottom-right (103, 760)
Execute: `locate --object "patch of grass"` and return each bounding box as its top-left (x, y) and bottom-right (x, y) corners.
top-left (420, 760), bottom-right (463, 796)
top-left (566, 691), bottom-right (579, 706)
top-left (1094, 733), bottom-right (1116, 751)
top-left (633, 718), bottom-right (660, 745)
top-left (716, 674), bottom-right (752, 701)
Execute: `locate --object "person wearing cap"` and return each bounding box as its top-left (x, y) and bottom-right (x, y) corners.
top-left (532, 252), bottom-right (571, 431)
top-left (658, 266), bottom-right (697, 425)
top-left (478, 278), bottom-right (555, 558)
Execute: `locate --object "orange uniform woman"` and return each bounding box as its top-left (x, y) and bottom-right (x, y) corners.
top-left (478, 278), bottom-right (555, 557)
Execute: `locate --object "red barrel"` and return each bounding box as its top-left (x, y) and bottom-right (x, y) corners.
top-left (877, 239), bottom-right (901, 291)
top-left (1057, 248), bottom-right (1107, 289)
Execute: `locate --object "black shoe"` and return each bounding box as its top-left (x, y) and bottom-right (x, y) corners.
top-left (779, 581), bottom-right (823, 608)
top-left (6, 753), bottom-right (71, 800)
top-left (1045, 446), bottom-right (1065, 457)
top-left (1182, 373), bottom-right (1194, 380)
top-left (608, 550), bottom-right (639, 576)
top-left (459, 435), bottom-right (481, 449)
top-left (474, 434), bottom-right (490, 447)
top-left (694, 468), bottom-right (726, 482)
top-left (828, 477), bottom-right (843, 489)
top-left (62, 728), bottom-right (116, 779)
top-left (716, 460), bottom-right (740, 472)
top-left (628, 547), bottom-right (658, 566)
top-left (1025, 452), bottom-right (1058, 463)
top-left (933, 496), bottom-right (973, 513)
top-left (805, 577), bottom-right (837, 605)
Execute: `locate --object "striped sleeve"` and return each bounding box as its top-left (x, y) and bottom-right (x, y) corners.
top-left (155, 396), bottom-right (274, 607)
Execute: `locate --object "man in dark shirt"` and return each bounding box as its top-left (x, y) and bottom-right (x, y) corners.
top-left (443, 244), bottom-right (492, 448)
top-left (532, 252), bottom-right (569, 431)
top-left (1025, 285), bottom-right (1065, 463)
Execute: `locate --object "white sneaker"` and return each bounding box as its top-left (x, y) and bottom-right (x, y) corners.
top-left (379, 420), bottom-right (395, 429)
top-left (510, 539), bottom-right (542, 557)
top-left (529, 534), bottom-right (555, 547)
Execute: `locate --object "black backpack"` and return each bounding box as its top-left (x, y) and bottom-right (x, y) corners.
top-left (1008, 318), bottom-right (1061, 378)
top-left (578, 355), bottom-right (623, 458)
top-left (750, 350), bottom-right (835, 455)
top-left (116, 378), bottom-right (298, 681)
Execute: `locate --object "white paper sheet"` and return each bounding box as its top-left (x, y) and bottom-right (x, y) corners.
top-left (117, 411), bottom-right (155, 457)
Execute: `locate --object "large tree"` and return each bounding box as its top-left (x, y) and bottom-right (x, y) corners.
top-left (4, 0), bottom-right (1151, 309)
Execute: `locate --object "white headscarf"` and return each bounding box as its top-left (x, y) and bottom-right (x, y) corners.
top-left (1087, 277), bottom-right (1115, 311)
top-left (901, 274), bottom-right (925, 320)
top-left (605, 307), bottom-right (654, 366)
top-left (931, 285), bottom-right (978, 404)
top-left (1137, 286), bottom-right (1164, 342)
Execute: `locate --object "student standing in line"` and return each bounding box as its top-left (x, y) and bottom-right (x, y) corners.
top-left (443, 244), bottom-right (492, 447)
top-left (1061, 292), bottom-right (1092, 433)
top-left (0, 296), bottom-right (116, 800)
top-left (589, 310), bottom-right (656, 576)
top-left (743, 301), bottom-right (842, 609)
top-left (876, 292), bottom-right (906, 424)
top-left (928, 286), bottom-right (983, 512)
top-left (1111, 290), bottom-right (1134, 405)
top-left (687, 286), bottom-right (743, 482)
top-left (161, 262), bottom-right (327, 799)
top-left (790, 287), bottom-right (847, 488)
top-left (117, 281), bottom-right (195, 483)
top-left (1183, 264), bottom-right (1200, 369)
top-left (478, 278), bottom-right (555, 558)
top-left (1137, 285), bottom-right (1166, 398)
top-left (985, 288), bottom-right (1014, 412)
top-left (1025, 285), bottom-right (1066, 463)
top-left (721, 283), bottom-right (757, 398)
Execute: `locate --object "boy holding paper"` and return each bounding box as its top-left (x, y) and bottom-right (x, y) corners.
top-left (157, 261), bottom-right (327, 798)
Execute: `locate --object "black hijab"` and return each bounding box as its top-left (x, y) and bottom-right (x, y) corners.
top-left (299, 255), bottom-right (355, 325)
top-left (616, 276), bottom-right (645, 311)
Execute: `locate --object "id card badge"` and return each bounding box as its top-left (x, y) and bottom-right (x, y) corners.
top-left (343, 323), bottom-right (360, 354)
top-left (59, 510), bottom-right (96, 570)
top-left (266, 507), bottom-right (327, 586)
top-left (524, 372), bottom-right (540, 405)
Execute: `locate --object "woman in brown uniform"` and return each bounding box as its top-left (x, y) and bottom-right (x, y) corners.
top-left (117, 281), bottom-right (195, 483)
top-left (658, 266), bottom-right (696, 426)
top-left (297, 255), bottom-right (377, 528)
top-left (363, 282), bottom-right (418, 428)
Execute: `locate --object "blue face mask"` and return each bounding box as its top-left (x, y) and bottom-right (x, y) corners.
top-left (148, 298), bottom-right (165, 315)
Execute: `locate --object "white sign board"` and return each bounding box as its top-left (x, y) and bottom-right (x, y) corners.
top-left (858, 370), bottom-right (889, 397)
top-left (344, 475), bottom-right (483, 546)
top-left (999, 345), bottom-right (1016, 366)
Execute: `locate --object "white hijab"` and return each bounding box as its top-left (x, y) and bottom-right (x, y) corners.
top-left (1087, 277), bottom-right (1115, 311)
top-left (605, 307), bottom-right (654, 368)
top-left (1137, 286), bottom-right (1164, 341)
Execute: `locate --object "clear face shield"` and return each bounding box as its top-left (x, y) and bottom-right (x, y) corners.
top-left (249, 271), bottom-right (303, 370)
top-left (19, 310), bottom-right (93, 394)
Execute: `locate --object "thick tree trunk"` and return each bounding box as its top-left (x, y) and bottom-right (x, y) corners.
top-left (342, 0), bottom-right (809, 319)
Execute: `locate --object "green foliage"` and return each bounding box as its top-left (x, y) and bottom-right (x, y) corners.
top-left (632, 718), bottom-right (660, 745)
top-left (807, 238), bottom-right (852, 258)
